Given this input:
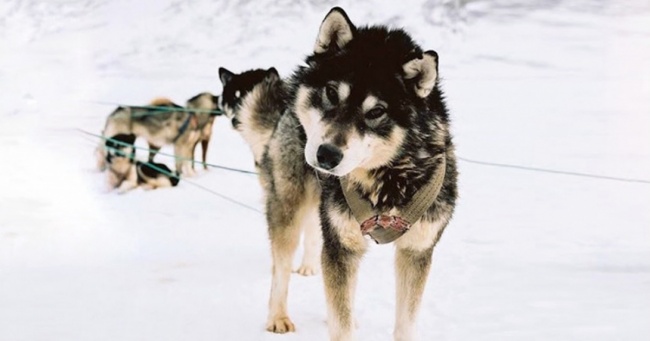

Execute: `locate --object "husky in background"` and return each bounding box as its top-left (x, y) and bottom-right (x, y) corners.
top-left (95, 94), bottom-right (221, 176)
top-left (186, 92), bottom-right (223, 170)
top-left (218, 66), bottom-right (323, 333)
top-left (104, 133), bottom-right (179, 193)
top-left (291, 7), bottom-right (458, 340)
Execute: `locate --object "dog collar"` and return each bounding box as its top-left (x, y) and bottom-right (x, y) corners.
top-left (340, 156), bottom-right (446, 244)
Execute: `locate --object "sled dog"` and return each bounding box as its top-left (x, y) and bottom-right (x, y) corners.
top-left (218, 66), bottom-right (323, 333)
top-left (95, 94), bottom-right (221, 175)
top-left (186, 92), bottom-right (222, 170)
top-left (104, 133), bottom-right (179, 193)
top-left (291, 7), bottom-right (458, 340)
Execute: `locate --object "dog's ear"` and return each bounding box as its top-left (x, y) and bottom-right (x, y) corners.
top-left (314, 7), bottom-right (356, 54)
top-left (219, 67), bottom-right (234, 86)
top-left (265, 67), bottom-right (279, 82)
top-left (402, 50), bottom-right (439, 98)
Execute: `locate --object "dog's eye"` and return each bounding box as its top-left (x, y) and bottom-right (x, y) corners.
top-left (325, 85), bottom-right (338, 104)
top-left (365, 106), bottom-right (386, 120)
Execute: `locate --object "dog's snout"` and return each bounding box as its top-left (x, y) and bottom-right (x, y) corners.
top-left (316, 144), bottom-right (343, 170)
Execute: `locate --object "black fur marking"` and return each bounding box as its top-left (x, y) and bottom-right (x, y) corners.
top-left (105, 133), bottom-right (136, 163)
top-left (219, 68), bottom-right (270, 113)
top-left (135, 161), bottom-right (180, 187)
top-left (231, 117), bottom-right (241, 129)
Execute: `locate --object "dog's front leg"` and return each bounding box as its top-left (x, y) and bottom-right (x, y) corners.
top-left (393, 245), bottom-right (434, 341)
top-left (295, 206), bottom-right (322, 276)
top-left (174, 143), bottom-right (196, 177)
top-left (266, 202), bottom-right (302, 333)
top-left (117, 166), bottom-right (138, 194)
top-left (322, 208), bottom-right (367, 341)
top-left (147, 143), bottom-right (161, 162)
top-left (116, 179), bottom-right (137, 194)
top-left (200, 137), bottom-right (210, 170)
top-left (322, 242), bottom-right (363, 341)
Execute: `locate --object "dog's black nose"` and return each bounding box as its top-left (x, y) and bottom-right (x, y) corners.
top-left (317, 144), bottom-right (343, 170)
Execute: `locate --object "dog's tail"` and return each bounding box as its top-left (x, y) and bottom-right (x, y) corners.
top-left (150, 97), bottom-right (181, 108)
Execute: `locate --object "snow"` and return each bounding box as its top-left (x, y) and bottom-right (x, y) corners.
top-left (1, 0), bottom-right (649, 340)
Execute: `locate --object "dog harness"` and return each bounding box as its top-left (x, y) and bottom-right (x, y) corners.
top-left (172, 113), bottom-right (195, 143)
top-left (340, 157), bottom-right (446, 244)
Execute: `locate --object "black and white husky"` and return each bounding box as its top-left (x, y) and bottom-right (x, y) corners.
top-left (104, 133), bottom-right (180, 193)
top-left (219, 66), bottom-right (322, 333)
top-left (220, 7), bottom-right (458, 340)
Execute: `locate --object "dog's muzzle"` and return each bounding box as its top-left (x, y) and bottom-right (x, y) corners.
top-left (360, 215), bottom-right (411, 244)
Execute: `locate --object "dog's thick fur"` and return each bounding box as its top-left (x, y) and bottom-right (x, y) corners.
top-left (104, 133), bottom-right (180, 193)
top-left (96, 94), bottom-right (221, 176)
top-left (219, 66), bottom-right (323, 333)
top-left (292, 8), bottom-right (458, 340)
top-left (221, 7), bottom-right (457, 340)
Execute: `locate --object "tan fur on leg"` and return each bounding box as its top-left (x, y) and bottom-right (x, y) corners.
top-left (393, 246), bottom-right (434, 341)
top-left (295, 206), bottom-right (322, 276)
top-left (116, 166), bottom-right (138, 194)
top-left (266, 221), bottom-right (301, 333)
top-left (174, 143), bottom-right (195, 177)
top-left (321, 207), bottom-right (368, 341)
top-left (322, 248), bottom-right (361, 341)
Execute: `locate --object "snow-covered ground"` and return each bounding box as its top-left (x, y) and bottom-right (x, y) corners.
top-left (1, 0), bottom-right (649, 340)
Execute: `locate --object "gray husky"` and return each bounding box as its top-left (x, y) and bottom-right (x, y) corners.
top-left (95, 94), bottom-right (221, 176)
top-left (218, 66), bottom-right (322, 334)
top-left (186, 92), bottom-right (222, 170)
top-left (221, 7), bottom-right (457, 340)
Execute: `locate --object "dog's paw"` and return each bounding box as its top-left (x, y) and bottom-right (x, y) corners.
top-left (116, 182), bottom-right (136, 194)
top-left (179, 162), bottom-right (197, 178)
top-left (294, 264), bottom-right (320, 276)
top-left (266, 316), bottom-right (295, 334)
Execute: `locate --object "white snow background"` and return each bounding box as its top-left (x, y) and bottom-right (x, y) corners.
top-left (1, 0), bottom-right (649, 340)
